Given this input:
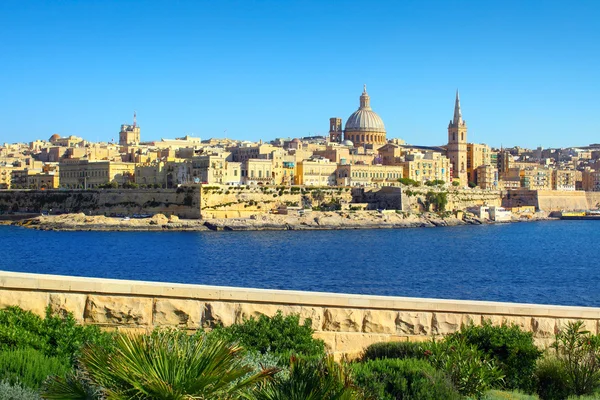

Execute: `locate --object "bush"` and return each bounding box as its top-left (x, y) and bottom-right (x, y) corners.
top-left (0, 380), bottom-right (40, 400)
top-left (481, 389), bottom-right (540, 399)
top-left (362, 341), bottom-right (425, 361)
top-left (0, 306), bottom-right (113, 363)
top-left (447, 321), bottom-right (542, 392)
top-left (535, 356), bottom-right (570, 400)
top-left (208, 311), bottom-right (325, 359)
top-left (248, 356), bottom-right (360, 400)
top-left (424, 338), bottom-right (504, 398)
top-left (398, 177), bottom-right (420, 187)
top-left (352, 358), bottom-right (461, 400)
top-left (0, 348), bottom-right (70, 390)
top-left (551, 321), bottom-right (600, 396)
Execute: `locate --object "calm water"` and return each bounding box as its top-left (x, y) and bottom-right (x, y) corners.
top-left (1, 221), bottom-right (599, 307)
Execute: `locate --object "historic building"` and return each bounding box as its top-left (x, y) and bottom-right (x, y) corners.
top-left (119, 112), bottom-right (141, 146)
top-left (447, 91), bottom-right (468, 185)
top-left (329, 85), bottom-right (387, 147)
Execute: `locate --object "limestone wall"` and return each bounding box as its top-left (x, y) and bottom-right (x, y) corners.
top-left (200, 186), bottom-right (352, 218)
top-left (0, 187), bottom-right (201, 219)
top-left (503, 189), bottom-right (590, 211)
top-left (402, 188), bottom-right (502, 212)
top-left (2, 271), bottom-right (600, 359)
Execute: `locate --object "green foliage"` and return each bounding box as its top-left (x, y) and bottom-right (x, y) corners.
top-left (361, 341), bottom-right (425, 362)
top-left (44, 330), bottom-right (275, 400)
top-left (398, 177), bottom-right (420, 187)
top-left (210, 311), bottom-right (325, 359)
top-left (122, 181), bottom-right (138, 189)
top-left (425, 180), bottom-right (446, 186)
top-left (535, 356), bottom-right (571, 400)
top-left (246, 356), bottom-right (361, 400)
top-left (352, 358), bottom-right (461, 400)
top-left (424, 338), bottom-right (504, 398)
top-left (551, 321), bottom-right (600, 396)
top-left (468, 181), bottom-right (478, 188)
top-left (424, 191), bottom-right (448, 212)
top-left (0, 306), bottom-right (113, 363)
top-left (0, 348), bottom-right (70, 390)
top-left (480, 389), bottom-right (540, 399)
top-left (452, 181), bottom-right (460, 187)
top-left (97, 181), bottom-right (118, 189)
top-left (0, 380), bottom-right (41, 400)
top-left (447, 321), bottom-right (542, 392)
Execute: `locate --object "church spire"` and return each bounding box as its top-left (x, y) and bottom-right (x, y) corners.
top-left (453, 89), bottom-right (463, 125)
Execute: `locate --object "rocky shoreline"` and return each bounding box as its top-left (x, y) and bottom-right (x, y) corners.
top-left (7, 210), bottom-right (554, 232)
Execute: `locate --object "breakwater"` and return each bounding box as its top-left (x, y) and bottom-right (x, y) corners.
top-left (2, 271), bottom-right (599, 359)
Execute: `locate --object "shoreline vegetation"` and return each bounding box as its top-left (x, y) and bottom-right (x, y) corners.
top-left (4, 210), bottom-right (554, 232)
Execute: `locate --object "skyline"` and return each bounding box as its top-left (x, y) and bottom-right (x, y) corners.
top-left (1, 1), bottom-right (599, 148)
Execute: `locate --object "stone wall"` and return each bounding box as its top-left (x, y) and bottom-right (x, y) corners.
top-left (2, 271), bottom-right (600, 359)
top-left (0, 187), bottom-right (201, 219)
top-left (502, 189), bottom-right (590, 211)
top-left (402, 187), bottom-right (502, 212)
top-left (200, 186), bottom-right (353, 218)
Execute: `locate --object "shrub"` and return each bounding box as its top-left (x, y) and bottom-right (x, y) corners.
top-left (482, 389), bottom-right (540, 399)
top-left (0, 380), bottom-right (40, 400)
top-left (447, 321), bottom-right (542, 392)
top-left (352, 358), bottom-right (461, 400)
top-left (0, 306), bottom-right (113, 363)
top-left (247, 356), bottom-right (361, 400)
top-left (0, 348), bottom-right (70, 390)
top-left (551, 321), bottom-right (600, 396)
top-left (362, 341), bottom-right (425, 361)
top-left (452, 181), bottom-right (460, 187)
top-left (209, 311), bottom-right (325, 359)
top-left (424, 338), bottom-right (504, 398)
top-left (535, 356), bottom-right (570, 400)
top-left (44, 330), bottom-right (275, 400)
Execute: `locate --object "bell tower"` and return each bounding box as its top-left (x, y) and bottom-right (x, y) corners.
top-left (447, 90), bottom-right (468, 185)
top-left (329, 117), bottom-right (342, 143)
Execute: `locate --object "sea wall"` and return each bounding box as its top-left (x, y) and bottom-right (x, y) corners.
top-left (502, 189), bottom-right (590, 211)
top-left (0, 187), bottom-right (201, 219)
top-left (402, 187), bottom-right (502, 212)
top-left (2, 271), bottom-right (599, 359)
top-left (200, 186), bottom-right (352, 218)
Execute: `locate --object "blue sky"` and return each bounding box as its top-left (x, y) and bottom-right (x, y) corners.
top-left (0, 0), bottom-right (598, 148)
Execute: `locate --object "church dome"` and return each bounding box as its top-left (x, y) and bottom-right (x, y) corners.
top-left (344, 85), bottom-right (386, 133)
top-left (49, 134), bottom-right (61, 142)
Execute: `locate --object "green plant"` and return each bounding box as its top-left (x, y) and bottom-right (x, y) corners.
top-left (352, 358), bottom-right (461, 400)
top-left (447, 321), bottom-right (542, 392)
top-left (44, 330), bottom-right (275, 399)
top-left (424, 338), bottom-right (504, 398)
top-left (0, 380), bottom-right (41, 400)
top-left (209, 311), bottom-right (325, 359)
top-left (424, 191), bottom-right (448, 212)
top-left (551, 321), bottom-right (600, 396)
top-left (0, 306), bottom-right (113, 363)
top-left (425, 180), bottom-right (445, 186)
top-left (361, 341), bottom-right (425, 361)
top-left (535, 356), bottom-right (570, 400)
top-left (398, 177), bottom-right (420, 187)
top-left (0, 348), bottom-right (70, 390)
top-left (481, 389), bottom-right (540, 399)
top-left (246, 355), bottom-right (362, 400)
top-left (452, 181), bottom-right (460, 187)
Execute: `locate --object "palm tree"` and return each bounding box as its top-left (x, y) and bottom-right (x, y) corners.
top-left (43, 329), bottom-right (276, 399)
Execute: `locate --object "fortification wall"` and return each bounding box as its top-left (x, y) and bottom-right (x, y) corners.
top-left (502, 189), bottom-right (590, 211)
top-left (0, 188), bottom-right (201, 219)
top-left (2, 271), bottom-right (599, 359)
top-left (585, 192), bottom-right (600, 209)
top-left (402, 188), bottom-right (502, 212)
top-left (200, 186), bottom-right (352, 218)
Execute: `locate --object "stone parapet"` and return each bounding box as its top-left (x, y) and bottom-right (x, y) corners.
top-left (1, 271), bottom-right (599, 359)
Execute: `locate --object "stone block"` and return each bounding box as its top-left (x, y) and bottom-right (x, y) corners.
top-left (335, 332), bottom-right (391, 354)
top-left (322, 308), bottom-right (363, 332)
top-left (503, 316), bottom-right (533, 331)
top-left (532, 317), bottom-right (556, 338)
top-left (84, 295), bottom-right (152, 325)
top-left (432, 313), bottom-right (463, 335)
top-left (153, 298), bottom-right (202, 327)
top-left (202, 302), bottom-right (238, 328)
top-left (299, 306), bottom-right (323, 331)
top-left (49, 293), bottom-right (87, 321)
top-left (312, 331), bottom-right (336, 352)
top-left (235, 303), bottom-right (281, 324)
top-left (362, 310), bottom-right (397, 334)
top-left (556, 318), bottom-right (597, 335)
top-left (0, 289), bottom-right (49, 316)
top-left (396, 312), bottom-right (432, 335)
